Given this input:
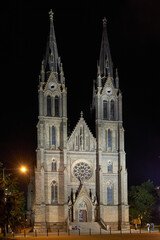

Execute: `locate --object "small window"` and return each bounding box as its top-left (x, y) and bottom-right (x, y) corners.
top-left (52, 160), bottom-right (56, 171)
top-left (51, 180), bottom-right (58, 203)
top-left (47, 95), bottom-right (51, 116)
top-left (103, 100), bottom-right (108, 120)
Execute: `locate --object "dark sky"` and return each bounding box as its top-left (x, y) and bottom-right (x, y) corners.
top-left (0, 0), bottom-right (160, 188)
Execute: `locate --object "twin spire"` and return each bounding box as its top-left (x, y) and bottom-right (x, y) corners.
top-left (40, 11), bottom-right (118, 88)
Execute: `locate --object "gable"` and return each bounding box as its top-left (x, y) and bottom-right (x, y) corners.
top-left (44, 72), bottom-right (61, 95)
top-left (67, 115), bottom-right (96, 152)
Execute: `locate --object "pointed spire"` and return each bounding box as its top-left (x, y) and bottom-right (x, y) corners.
top-left (45, 10), bottom-right (60, 73)
top-left (99, 17), bottom-right (113, 79)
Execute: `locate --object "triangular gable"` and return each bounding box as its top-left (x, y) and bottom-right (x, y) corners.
top-left (101, 75), bottom-right (116, 96)
top-left (67, 114), bottom-right (96, 152)
top-left (44, 71), bottom-right (61, 94)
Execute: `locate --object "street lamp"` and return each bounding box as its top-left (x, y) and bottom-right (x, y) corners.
top-left (20, 166), bottom-right (27, 173)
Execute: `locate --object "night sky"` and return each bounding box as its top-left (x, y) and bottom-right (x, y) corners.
top-left (0, 0), bottom-right (160, 189)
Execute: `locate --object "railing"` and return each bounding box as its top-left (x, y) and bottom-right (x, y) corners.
top-left (100, 218), bottom-right (107, 230)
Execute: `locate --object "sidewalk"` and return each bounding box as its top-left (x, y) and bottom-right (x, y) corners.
top-left (14, 229), bottom-right (160, 237)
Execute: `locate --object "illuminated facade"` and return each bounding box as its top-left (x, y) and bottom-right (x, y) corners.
top-left (28, 10), bottom-right (129, 232)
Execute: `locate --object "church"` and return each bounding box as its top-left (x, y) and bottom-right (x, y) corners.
top-left (27, 10), bottom-right (129, 232)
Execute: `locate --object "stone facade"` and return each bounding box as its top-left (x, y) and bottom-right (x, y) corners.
top-left (27, 10), bottom-right (130, 232)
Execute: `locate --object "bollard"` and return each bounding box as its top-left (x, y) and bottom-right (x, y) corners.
top-left (47, 228), bottom-right (48, 236)
top-left (58, 229), bottom-right (59, 236)
top-left (110, 227), bottom-right (111, 235)
top-left (130, 227), bottom-right (131, 234)
top-left (89, 228), bottom-right (91, 235)
top-left (79, 229), bottom-right (80, 235)
top-left (159, 227), bottom-right (160, 232)
top-left (24, 230), bottom-right (26, 237)
top-left (35, 230), bottom-right (37, 237)
top-left (100, 227), bottom-right (101, 235)
top-left (140, 227), bottom-right (141, 234)
top-left (120, 227), bottom-right (122, 234)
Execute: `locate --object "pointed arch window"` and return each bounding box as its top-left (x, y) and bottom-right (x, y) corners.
top-left (52, 126), bottom-right (55, 145)
top-left (51, 180), bottom-right (58, 203)
top-left (103, 100), bottom-right (108, 120)
top-left (108, 161), bottom-right (113, 173)
top-left (110, 100), bottom-right (114, 120)
top-left (107, 182), bottom-right (113, 204)
top-left (55, 96), bottom-right (59, 117)
top-left (52, 160), bottom-right (57, 171)
top-left (108, 129), bottom-right (112, 148)
top-left (47, 95), bottom-right (51, 116)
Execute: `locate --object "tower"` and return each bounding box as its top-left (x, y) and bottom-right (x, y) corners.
top-left (34, 10), bottom-right (68, 232)
top-left (93, 18), bottom-right (129, 229)
top-left (29, 12), bottom-right (130, 233)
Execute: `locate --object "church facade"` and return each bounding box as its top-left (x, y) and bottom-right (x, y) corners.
top-left (28, 10), bottom-right (129, 232)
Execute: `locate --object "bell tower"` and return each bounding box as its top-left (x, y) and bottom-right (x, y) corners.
top-left (34, 10), bottom-right (68, 232)
top-left (93, 18), bottom-right (129, 230)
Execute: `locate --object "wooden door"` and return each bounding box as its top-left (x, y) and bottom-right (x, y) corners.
top-left (79, 210), bottom-right (87, 222)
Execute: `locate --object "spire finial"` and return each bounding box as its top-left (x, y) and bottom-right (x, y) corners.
top-left (49, 9), bottom-right (54, 21)
top-left (102, 17), bottom-right (107, 26)
top-left (80, 111), bottom-right (83, 119)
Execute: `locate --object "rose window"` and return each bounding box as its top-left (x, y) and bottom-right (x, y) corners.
top-left (73, 162), bottom-right (92, 181)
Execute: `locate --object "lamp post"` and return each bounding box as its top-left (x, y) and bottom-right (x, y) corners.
top-left (1, 166), bottom-right (28, 236)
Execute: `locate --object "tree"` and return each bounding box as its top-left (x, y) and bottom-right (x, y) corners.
top-left (129, 180), bottom-right (158, 224)
top-left (0, 163), bottom-right (26, 234)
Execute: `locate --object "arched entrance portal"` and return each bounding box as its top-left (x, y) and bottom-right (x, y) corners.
top-left (72, 185), bottom-right (96, 222)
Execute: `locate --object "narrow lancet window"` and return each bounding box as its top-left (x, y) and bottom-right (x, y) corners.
top-left (52, 160), bottom-right (56, 171)
top-left (108, 161), bottom-right (113, 172)
top-left (55, 96), bottom-right (59, 117)
top-left (107, 182), bottom-right (113, 204)
top-left (103, 100), bottom-right (107, 120)
top-left (51, 180), bottom-right (57, 202)
top-left (110, 100), bottom-right (114, 120)
top-left (47, 95), bottom-right (51, 116)
top-left (108, 129), bottom-right (112, 148)
top-left (52, 126), bottom-right (55, 145)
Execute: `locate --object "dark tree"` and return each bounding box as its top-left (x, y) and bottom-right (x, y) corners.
top-left (129, 180), bottom-right (158, 224)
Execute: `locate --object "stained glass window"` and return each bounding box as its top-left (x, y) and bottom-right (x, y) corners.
top-left (73, 162), bottom-right (92, 181)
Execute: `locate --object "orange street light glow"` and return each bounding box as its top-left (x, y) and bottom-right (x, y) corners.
top-left (20, 166), bottom-right (27, 173)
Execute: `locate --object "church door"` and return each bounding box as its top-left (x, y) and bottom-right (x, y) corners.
top-left (79, 210), bottom-right (87, 222)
